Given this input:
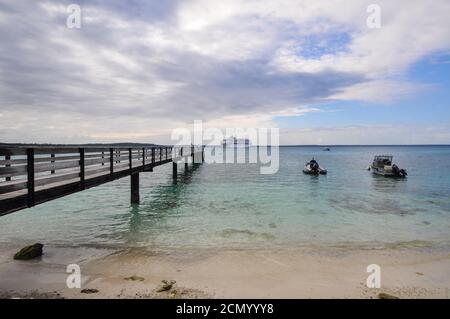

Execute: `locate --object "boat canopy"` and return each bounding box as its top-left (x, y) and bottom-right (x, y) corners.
top-left (374, 155), bottom-right (393, 161)
top-left (373, 155), bottom-right (393, 166)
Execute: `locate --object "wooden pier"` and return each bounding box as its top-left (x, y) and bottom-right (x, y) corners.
top-left (0, 145), bottom-right (204, 216)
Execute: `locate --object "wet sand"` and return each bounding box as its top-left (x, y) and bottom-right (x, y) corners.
top-left (0, 243), bottom-right (449, 299)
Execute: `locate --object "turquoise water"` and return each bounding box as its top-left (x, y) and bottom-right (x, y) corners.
top-left (1, 146), bottom-right (450, 251)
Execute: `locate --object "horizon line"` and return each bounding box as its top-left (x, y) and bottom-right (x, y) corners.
top-left (1, 142), bottom-right (450, 148)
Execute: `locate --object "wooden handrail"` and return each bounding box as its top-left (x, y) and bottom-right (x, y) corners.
top-left (1, 145), bottom-right (204, 216)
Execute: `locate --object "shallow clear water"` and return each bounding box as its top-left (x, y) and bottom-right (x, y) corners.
top-left (1, 146), bottom-right (450, 251)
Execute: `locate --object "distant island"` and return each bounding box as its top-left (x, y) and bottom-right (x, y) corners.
top-left (0, 142), bottom-right (162, 148)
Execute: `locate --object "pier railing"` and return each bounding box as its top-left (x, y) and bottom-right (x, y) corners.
top-left (0, 145), bottom-right (203, 216)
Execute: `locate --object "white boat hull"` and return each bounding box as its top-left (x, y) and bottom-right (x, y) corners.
top-left (303, 165), bottom-right (327, 175)
top-left (370, 165), bottom-right (406, 177)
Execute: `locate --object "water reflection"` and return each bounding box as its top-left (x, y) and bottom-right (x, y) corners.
top-left (128, 204), bottom-right (142, 235)
top-left (115, 164), bottom-right (203, 246)
top-left (370, 174), bottom-right (407, 192)
top-left (305, 174), bottom-right (323, 199)
top-left (174, 163), bottom-right (202, 185)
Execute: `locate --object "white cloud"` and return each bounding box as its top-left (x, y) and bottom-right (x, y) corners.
top-left (329, 80), bottom-right (427, 103)
top-left (0, 0), bottom-right (449, 144)
top-left (280, 123), bottom-right (450, 145)
top-left (271, 0), bottom-right (450, 77)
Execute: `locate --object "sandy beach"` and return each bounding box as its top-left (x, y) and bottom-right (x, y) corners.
top-left (0, 243), bottom-right (449, 299)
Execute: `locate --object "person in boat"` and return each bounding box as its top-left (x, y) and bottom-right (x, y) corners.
top-left (308, 158), bottom-right (319, 171)
top-left (303, 157), bottom-right (327, 175)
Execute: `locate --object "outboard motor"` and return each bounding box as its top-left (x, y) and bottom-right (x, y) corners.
top-left (392, 164), bottom-right (407, 177)
top-left (392, 164), bottom-right (400, 175)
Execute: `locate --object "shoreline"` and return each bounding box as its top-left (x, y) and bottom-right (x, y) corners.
top-left (0, 243), bottom-right (449, 299)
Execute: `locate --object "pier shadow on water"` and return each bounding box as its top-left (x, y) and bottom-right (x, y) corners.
top-left (119, 163), bottom-right (204, 246)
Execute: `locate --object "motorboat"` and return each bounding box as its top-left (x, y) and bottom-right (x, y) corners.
top-left (323, 147), bottom-right (331, 151)
top-left (368, 155), bottom-right (407, 177)
top-left (303, 158), bottom-right (327, 175)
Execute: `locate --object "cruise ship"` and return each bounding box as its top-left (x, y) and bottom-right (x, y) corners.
top-left (222, 136), bottom-right (251, 147)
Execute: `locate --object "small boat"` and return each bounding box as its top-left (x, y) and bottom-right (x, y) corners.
top-left (323, 147), bottom-right (331, 151)
top-left (303, 158), bottom-right (327, 175)
top-left (368, 155), bottom-right (407, 177)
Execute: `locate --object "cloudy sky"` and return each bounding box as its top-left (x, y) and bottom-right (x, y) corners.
top-left (0, 0), bottom-right (449, 145)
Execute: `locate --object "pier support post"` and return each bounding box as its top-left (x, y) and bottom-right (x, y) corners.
top-left (131, 173), bottom-right (140, 204)
top-left (150, 148), bottom-right (154, 172)
top-left (172, 162), bottom-right (177, 180)
top-left (26, 148), bottom-right (35, 207)
top-left (5, 155), bottom-right (11, 181)
top-left (79, 148), bottom-right (85, 190)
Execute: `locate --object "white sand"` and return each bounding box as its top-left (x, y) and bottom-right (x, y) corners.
top-left (0, 243), bottom-right (449, 298)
